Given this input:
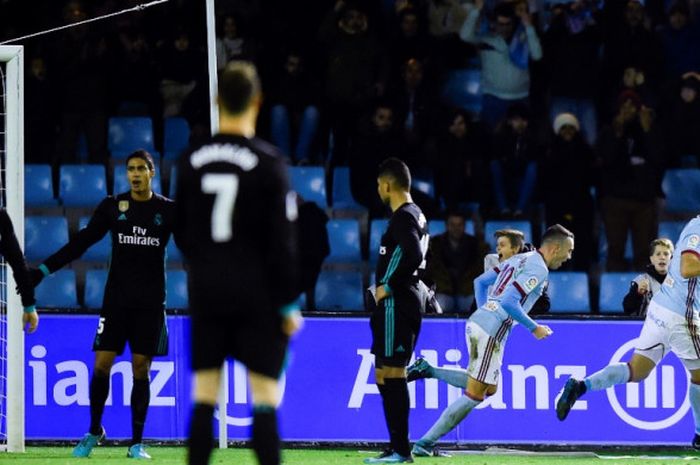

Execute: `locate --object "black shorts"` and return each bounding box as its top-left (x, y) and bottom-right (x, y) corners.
top-left (370, 287), bottom-right (422, 366)
top-left (190, 303), bottom-right (289, 379)
top-left (92, 307), bottom-right (168, 356)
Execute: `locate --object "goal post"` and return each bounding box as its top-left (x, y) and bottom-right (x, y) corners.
top-left (0, 44), bottom-right (25, 453)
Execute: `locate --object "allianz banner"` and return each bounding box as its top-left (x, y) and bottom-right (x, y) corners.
top-left (25, 315), bottom-right (691, 444)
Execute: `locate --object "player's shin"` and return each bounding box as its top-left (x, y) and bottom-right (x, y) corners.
top-left (188, 403), bottom-right (215, 465)
top-left (383, 378), bottom-right (411, 457)
top-left (89, 371), bottom-right (110, 435)
top-left (584, 362), bottom-right (630, 392)
top-left (252, 404), bottom-right (280, 465)
top-left (689, 383), bottom-right (700, 437)
top-left (416, 395), bottom-right (480, 449)
top-left (131, 378), bottom-right (151, 445)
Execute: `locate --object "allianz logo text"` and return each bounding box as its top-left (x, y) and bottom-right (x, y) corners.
top-left (350, 344), bottom-right (689, 430)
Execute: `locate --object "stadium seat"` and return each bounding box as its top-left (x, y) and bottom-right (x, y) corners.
top-left (163, 117), bottom-right (190, 160)
top-left (369, 219), bottom-right (389, 263)
top-left (315, 271), bottom-right (364, 311)
top-left (84, 269), bottom-right (108, 309)
top-left (25, 216), bottom-right (69, 262)
top-left (166, 239), bottom-right (184, 266)
top-left (35, 269), bottom-right (78, 309)
top-left (428, 219), bottom-right (476, 237)
top-left (59, 165), bottom-right (107, 208)
top-left (547, 272), bottom-right (590, 313)
top-left (441, 68), bottom-right (482, 115)
top-left (113, 165), bottom-right (162, 194)
top-left (413, 178), bottom-right (435, 198)
top-left (331, 167), bottom-right (363, 210)
top-left (658, 221), bottom-right (685, 244)
top-left (484, 221), bottom-right (532, 250)
top-left (110, 149), bottom-right (161, 162)
top-left (326, 219), bottom-right (362, 263)
top-left (662, 169), bottom-right (700, 213)
top-left (290, 166), bottom-right (326, 208)
top-left (78, 216), bottom-right (111, 263)
top-left (108, 117), bottom-right (155, 154)
top-left (25, 164), bottom-right (57, 207)
top-left (166, 270), bottom-right (188, 309)
top-left (599, 272), bottom-right (638, 314)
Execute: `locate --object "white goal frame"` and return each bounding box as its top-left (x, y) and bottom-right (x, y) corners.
top-left (0, 45), bottom-right (25, 453)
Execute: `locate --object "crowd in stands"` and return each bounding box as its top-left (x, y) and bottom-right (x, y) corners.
top-left (3, 0), bottom-right (700, 313)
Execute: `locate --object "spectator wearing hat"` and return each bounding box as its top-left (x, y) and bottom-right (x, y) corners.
top-left (541, 113), bottom-right (596, 270)
top-left (543, 0), bottom-right (602, 145)
top-left (597, 90), bottom-right (664, 271)
top-left (459, 0), bottom-right (543, 129)
top-left (490, 103), bottom-right (541, 218)
top-left (660, 73), bottom-right (700, 167)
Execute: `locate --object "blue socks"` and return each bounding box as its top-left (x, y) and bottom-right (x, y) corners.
top-left (584, 363), bottom-right (630, 392)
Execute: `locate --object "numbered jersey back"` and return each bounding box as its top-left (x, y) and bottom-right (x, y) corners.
top-left (174, 134), bottom-right (298, 309)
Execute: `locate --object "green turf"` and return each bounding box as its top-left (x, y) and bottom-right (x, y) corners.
top-left (2, 447), bottom-right (700, 465)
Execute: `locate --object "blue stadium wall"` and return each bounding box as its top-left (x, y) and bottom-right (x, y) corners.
top-left (25, 315), bottom-right (690, 445)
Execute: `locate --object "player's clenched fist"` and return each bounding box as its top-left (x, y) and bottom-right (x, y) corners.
top-left (532, 324), bottom-right (553, 340)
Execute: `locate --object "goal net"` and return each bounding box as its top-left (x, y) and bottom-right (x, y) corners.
top-left (0, 45), bottom-right (25, 453)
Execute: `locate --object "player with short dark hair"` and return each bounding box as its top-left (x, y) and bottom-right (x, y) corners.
top-left (409, 225), bottom-right (571, 457)
top-left (366, 157), bottom-right (429, 464)
top-left (175, 61), bottom-right (302, 465)
top-left (30, 151), bottom-right (176, 459)
top-left (0, 208), bottom-right (40, 332)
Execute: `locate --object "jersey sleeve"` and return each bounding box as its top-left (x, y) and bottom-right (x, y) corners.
top-left (263, 159), bottom-right (300, 310)
top-left (0, 209), bottom-right (35, 307)
top-left (680, 227), bottom-right (700, 258)
top-left (512, 259), bottom-right (548, 300)
top-left (43, 198), bottom-right (111, 273)
top-left (382, 211), bottom-right (424, 291)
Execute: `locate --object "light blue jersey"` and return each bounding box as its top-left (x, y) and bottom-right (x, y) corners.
top-left (470, 250), bottom-right (549, 340)
top-left (653, 217), bottom-right (700, 318)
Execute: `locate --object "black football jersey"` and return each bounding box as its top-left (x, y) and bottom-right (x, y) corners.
top-left (174, 134), bottom-right (298, 313)
top-left (43, 193), bottom-right (175, 309)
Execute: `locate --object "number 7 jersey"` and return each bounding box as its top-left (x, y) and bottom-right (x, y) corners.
top-left (174, 134), bottom-right (299, 314)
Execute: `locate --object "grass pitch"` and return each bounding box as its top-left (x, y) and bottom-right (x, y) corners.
top-left (2, 447), bottom-right (700, 465)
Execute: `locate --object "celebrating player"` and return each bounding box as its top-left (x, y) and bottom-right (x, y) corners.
top-left (409, 225), bottom-right (572, 457)
top-left (174, 61), bottom-right (302, 465)
top-left (557, 218), bottom-right (700, 449)
top-left (30, 150), bottom-right (176, 459)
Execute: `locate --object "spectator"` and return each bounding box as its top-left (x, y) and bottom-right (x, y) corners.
top-left (51, 0), bottom-right (112, 166)
top-left (159, 29), bottom-right (203, 118)
top-left (542, 0), bottom-right (601, 145)
top-left (460, 0), bottom-right (543, 128)
top-left (428, 0), bottom-right (468, 37)
top-left (25, 56), bottom-right (57, 165)
top-left (598, 90), bottom-right (664, 271)
top-left (659, 1), bottom-right (700, 83)
top-left (114, 30), bottom-right (159, 116)
top-left (317, 0), bottom-right (387, 165)
top-left (268, 51), bottom-right (321, 164)
top-left (600, 0), bottom-right (663, 109)
top-left (541, 113), bottom-right (596, 271)
top-left (661, 73), bottom-right (700, 167)
top-left (215, 14), bottom-right (258, 71)
top-left (433, 109), bottom-right (490, 212)
top-left (623, 238), bottom-right (673, 316)
top-left (425, 211), bottom-right (487, 312)
top-left (349, 101), bottom-right (403, 218)
top-left (388, 8), bottom-right (435, 78)
top-left (490, 103), bottom-right (540, 218)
